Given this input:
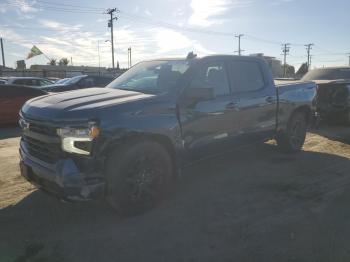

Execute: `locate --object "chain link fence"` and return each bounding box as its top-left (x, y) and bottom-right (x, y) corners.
top-left (0, 68), bottom-right (126, 79)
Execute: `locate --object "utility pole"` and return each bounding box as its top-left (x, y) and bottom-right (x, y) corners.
top-left (282, 43), bottom-right (291, 77)
top-left (305, 43), bottom-right (314, 71)
top-left (98, 41), bottom-right (101, 75)
top-left (128, 47), bottom-right (132, 68)
top-left (347, 53), bottom-right (350, 66)
top-left (235, 34), bottom-right (244, 56)
top-left (309, 55), bottom-right (313, 69)
top-left (0, 38), bottom-right (5, 67)
top-left (106, 8), bottom-right (118, 69)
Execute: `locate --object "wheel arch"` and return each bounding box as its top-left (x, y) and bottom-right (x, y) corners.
top-left (290, 105), bottom-right (312, 125)
top-left (101, 132), bottom-right (180, 178)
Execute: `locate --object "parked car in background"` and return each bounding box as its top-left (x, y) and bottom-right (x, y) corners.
top-left (19, 55), bottom-right (316, 215)
top-left (0, 85), bottom-right (47, 126)
top-left (2, 77), bottom-right (54, 88)
top-left (302, 67), bottom-right (350, 123)
top-left (55, 78), bottom-right (70, 84)
top-left (46, 77), bottom-right (60, 83)
top-left (41, 75), bottom-right (115, 92)
top-left (0, 78), bottom-right (7, 85)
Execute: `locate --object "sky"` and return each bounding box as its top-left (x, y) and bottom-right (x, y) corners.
top-left (0, 0), bottom-right (349, 70)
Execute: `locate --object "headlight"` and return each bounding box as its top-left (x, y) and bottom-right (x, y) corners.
top-left (57, 123), bottom-right (100, 155)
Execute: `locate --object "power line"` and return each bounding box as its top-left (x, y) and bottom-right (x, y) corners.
top-left (34, 0), bottom-right (104, 11)
top-left (1, 25), bottom-right (106, 33)
top-left (2, 1), bottom-right (339, 53)
top-left (119, 12), bottom-right (233, 37)
top-left (2, 2), bottom-right (349, 66)
top-left (2, 2), bottom-right (103, 14)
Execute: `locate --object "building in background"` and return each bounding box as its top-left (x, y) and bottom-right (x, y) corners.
top-left (0, 64), bottom-right (126, 78)
top-left (16, 60), bottom-right (26, 70)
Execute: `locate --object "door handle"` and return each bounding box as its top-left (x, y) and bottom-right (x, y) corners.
top-left (265, 96), bottom-right (275, 103)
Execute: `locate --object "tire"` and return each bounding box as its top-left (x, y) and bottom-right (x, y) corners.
top-left (276, 112), bottom-right (308, 153)
top-left (105, 140), bottom-right (173, 216)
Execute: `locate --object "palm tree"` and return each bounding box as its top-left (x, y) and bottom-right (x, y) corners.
top-left (59, 58), bottom-right (69, 66)
top-left (48, 58), bottom-right (57, 65)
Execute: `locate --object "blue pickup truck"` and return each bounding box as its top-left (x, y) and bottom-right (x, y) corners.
top-left (19, 55), bottom-right (317, 214)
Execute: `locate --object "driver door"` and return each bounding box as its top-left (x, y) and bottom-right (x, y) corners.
top-left (179, 60), bottom-right (240, 161)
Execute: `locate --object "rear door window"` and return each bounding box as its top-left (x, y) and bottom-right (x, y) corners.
top-left (228, 61), bottom-right (265, 93)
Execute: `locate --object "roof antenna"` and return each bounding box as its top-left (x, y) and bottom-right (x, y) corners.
top-left (186, 51), bottom-right (197, 59)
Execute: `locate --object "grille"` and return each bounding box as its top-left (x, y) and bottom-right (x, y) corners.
top-left (23, 135), bottom-right (62, 164)
top-left (29, 122), bottom-right (57, 137)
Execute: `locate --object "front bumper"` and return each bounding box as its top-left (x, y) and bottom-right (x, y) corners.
top-left (19, 139), bottom-right (106, 201)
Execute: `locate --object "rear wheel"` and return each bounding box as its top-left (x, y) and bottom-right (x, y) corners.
top-left (105, 141), bottom-right (173, 216)
top-left (276, 112), bottom-right (308, 153)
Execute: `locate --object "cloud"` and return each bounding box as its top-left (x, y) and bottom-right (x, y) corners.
top-left (151, 28), bottom-right (192, 53)
top-left (270, 0), bottom-right (294, 6)
top-left (96, 18), bottom-right (105, 23)
top-left (144, 9), bottom-right (152, 16)
top-left (13, 0), bottom-right (38, 13)
top-left (188, 0), bottom-right (253, 27)
top-left (4, 14), bottom-right (214, 68)
top-left (0, 0), bottom-right (37, 14)
top-left (38, 19), bottom-right (82, 32)
top-left (148, 28), bottom-right (213, 57)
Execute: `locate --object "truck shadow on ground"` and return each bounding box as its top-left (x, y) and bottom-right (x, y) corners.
top-left (0, 127), bottom-right (21, 139)
top-left (1, 141), bottom-right (350, 262)
top-left (311, 122), bottom-right (350, 145)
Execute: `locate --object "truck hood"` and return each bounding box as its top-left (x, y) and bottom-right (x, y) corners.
top-left (22, 87), bottom-right (154, 121)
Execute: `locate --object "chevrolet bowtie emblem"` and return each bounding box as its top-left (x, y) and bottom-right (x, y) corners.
top-left (19, 118), bottom-right (30, 130)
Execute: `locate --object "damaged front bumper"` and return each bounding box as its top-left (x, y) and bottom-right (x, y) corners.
top-left (19, 139), bottom-right (106, 201)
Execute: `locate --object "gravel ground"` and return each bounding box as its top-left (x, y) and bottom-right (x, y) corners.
top-left (0, 125), bottom-right (350, 262)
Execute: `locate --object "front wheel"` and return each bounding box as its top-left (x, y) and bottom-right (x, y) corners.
top-left (276, 112), bottom-right (308, 153)
top-left (105, 141), bottom-right (173, 216)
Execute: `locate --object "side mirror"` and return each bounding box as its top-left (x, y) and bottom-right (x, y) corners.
top-left (183, 87), bottom-right (214, 101)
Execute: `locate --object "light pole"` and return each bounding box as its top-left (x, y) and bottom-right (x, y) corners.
top-left (97, 40), bottom-right (101, 75)
top-left (105, 40), bottom-right (112, 69)
top-left (128, 47), bottom-right (132, 68)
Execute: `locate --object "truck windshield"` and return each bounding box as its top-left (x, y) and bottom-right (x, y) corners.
top-left (302, 68), bottom-right (350, 81)
top-left (107, 60), bottom-right (191, 94)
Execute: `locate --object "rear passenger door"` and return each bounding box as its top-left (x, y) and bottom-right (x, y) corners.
top-left (227, 59), bottom-right (277, 141)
